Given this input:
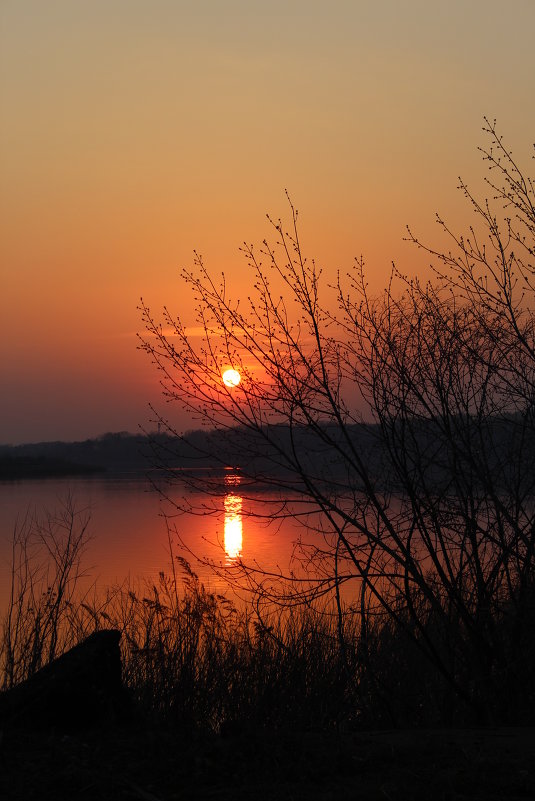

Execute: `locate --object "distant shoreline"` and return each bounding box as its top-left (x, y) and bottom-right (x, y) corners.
top-left (0, 455), bottom-right (106, 481)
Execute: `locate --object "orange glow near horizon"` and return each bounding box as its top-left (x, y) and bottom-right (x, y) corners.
top-left (1, 2), bottom-right (533, 443)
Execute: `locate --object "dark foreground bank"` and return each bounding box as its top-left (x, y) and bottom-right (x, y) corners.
top-left (2, 723), bottom-right (534, 800)
top-left (1, 632), bottom-right (534, 801)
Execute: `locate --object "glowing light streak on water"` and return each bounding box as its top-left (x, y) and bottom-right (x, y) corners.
top-left (224, 493), bottom-right (243, 560)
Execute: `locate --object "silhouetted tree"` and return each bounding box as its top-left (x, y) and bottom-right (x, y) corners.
top-left (140, 119), bottom-right (535, 722)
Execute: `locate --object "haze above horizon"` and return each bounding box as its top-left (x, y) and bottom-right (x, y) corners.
top-left (1, 0), bottom-right (534, 444)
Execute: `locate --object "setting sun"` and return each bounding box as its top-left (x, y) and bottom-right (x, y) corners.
top-left (222, 368), bottom-right (241, 388)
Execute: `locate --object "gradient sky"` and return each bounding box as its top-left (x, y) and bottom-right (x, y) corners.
top-left (1, 0), bottom-right (534, 443)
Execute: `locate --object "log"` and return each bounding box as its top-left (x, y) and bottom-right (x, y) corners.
top-left (0, 629), bottom-right (128, 730)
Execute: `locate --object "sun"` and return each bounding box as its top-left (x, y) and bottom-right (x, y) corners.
top-left (222, 368), bottom-right (241, 388)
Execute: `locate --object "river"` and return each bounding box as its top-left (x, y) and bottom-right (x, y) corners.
top-left (0, 472), bottom-right (322, 612)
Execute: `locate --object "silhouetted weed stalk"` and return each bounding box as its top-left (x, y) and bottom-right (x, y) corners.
top-left (1, 498), bottom-right (93, 688)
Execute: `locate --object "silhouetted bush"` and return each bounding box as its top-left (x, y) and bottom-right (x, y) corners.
top-left (139, 120), bottom-right (535, 725)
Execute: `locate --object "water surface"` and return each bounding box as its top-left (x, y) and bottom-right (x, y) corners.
top-left (0, 473), bottom-right (318, 610)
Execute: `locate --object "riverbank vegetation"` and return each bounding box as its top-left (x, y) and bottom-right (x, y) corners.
top-left (1, 505), bottom-right (534, 800)
top-left (1, 500), bottom-right (534, 730)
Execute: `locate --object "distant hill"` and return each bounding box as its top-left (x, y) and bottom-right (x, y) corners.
top-left (0, 454), bottom-right (104, 480)
top-left (1, 415), bottom-right (531, 489)
top-left (0, 426), bottom-right (378, 484)
top-left (0, 432), bottom-right (155, 479)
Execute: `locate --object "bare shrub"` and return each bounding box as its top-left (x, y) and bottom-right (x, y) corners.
top-left (1, 497), bottom-right (92, 688)
top-left (139, 120), bottom-right (535, 723)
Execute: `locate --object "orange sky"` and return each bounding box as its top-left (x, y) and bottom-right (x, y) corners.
top-left (1, 0), bottom-right (534, 443)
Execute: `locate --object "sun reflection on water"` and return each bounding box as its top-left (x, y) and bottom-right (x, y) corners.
top-left (224, 493), bottom-right (243, 560)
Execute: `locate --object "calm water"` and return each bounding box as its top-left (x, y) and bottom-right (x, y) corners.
top-left (0, 473), bottom-right (316, 610)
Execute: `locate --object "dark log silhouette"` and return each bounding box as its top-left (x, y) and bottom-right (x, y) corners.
top-left (0, 629), bottom-right (127, 729)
